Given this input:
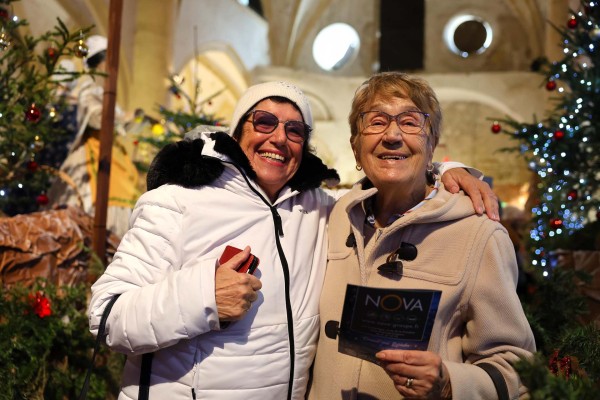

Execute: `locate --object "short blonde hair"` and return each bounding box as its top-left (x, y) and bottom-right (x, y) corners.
top-left (348, 72), bottom-right (442, 149)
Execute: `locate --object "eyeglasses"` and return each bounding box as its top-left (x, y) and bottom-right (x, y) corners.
top-left (360, 110), bottom-right (429, 135)
top-left (246, 110), bottom-right (311, 144)
top-left (377, 242), bottom-right (418, 276)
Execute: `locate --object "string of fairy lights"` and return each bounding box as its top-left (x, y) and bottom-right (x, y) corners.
top-left (492, 1), bottom-right (600, 274)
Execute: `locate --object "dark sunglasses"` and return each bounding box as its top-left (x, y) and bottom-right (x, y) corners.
top-left (377, 242), bottom-right (418, 276)
top-left (246, 110), bottom-right (311, 144)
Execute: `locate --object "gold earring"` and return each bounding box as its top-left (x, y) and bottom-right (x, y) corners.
top-left (356, 164), bottom-right (363, 171)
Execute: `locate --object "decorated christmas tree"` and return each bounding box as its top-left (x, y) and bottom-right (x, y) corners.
top-left (131, 74), bottom-right (225, 175)
top-left (0, 0), bottom-right (93, 216)
top-left (493, 1), bottom-right (600, 396)
top-left (494, 1), bottom-right (599, 273)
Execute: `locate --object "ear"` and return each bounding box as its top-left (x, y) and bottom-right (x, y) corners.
top-left (426, 135), bottom-right (436, 159)
top-left (350, 138), bottom-right (360, 163)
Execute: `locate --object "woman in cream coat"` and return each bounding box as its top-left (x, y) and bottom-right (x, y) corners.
top-left (310, 72), bottom-right (535, 399)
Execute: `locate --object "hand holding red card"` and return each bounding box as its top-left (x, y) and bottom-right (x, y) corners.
top-left (219, 245), bottom-right (260, 274)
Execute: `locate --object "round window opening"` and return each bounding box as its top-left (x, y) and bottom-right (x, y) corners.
top-left (313, 23), bottom-right (360, 71)
top-left (443, 15), bottom-right (492, 58)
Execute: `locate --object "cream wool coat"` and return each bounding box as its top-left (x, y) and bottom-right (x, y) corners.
top-left (310, 181), bottom-right (536, 400)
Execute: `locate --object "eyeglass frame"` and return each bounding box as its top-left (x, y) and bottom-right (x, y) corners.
top-left (245, 109), bottom-right (312, 144)
top-left (359, 110), bottom-right (430, 136)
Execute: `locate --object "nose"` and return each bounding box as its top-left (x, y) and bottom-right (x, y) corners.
top-left (270, 122), bottom-right (288, 144)
top-left (383, 119), bottom-right (403, 142)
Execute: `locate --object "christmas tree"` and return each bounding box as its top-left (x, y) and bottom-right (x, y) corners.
top-left (131, 74), bottom-right (225, 175)
top-left (495, 1), bottom-right (599, 273)
top-left (493, 1), bottom-right (600, 396)
top-left (0, 0), bottom-right (93, 216)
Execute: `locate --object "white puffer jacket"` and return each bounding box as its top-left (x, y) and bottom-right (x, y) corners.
top-left (88, 131), bottom-right (340, 400)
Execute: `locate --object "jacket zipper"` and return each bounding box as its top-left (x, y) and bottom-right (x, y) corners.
top-left (271, 205), bottom-right (295, 400)
top-left (227, 160), bottom-right (296, 400)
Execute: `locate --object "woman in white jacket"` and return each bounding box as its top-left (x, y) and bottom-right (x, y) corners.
top-left (88, 81), bottom-right (497, 400)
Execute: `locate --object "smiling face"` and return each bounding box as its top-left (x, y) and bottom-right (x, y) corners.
top-left (353, 95), bottom-right (434, 196)
top-left (238, 99), bottom-right (304, 201)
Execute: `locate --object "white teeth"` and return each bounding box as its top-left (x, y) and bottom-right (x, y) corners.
top-left (261, 152), bottom-right (285, 162)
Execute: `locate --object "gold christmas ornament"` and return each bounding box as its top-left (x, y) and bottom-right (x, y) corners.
top-left (74, 39), bottom-right (88, 58)
top-left (590, 27), bottom-right (600, 40)
top-left (0, 30), bottom-right (10, 51)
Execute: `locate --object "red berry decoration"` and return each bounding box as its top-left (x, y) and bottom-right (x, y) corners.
top-left (27, 160), bottom-right (39, 172)
top-left (47, 47), bottom-right (57, 60)
top-left (491, 121), bottom-right (501, 134)
top-left (29, 292), bottom-right (52, 318)
top-left (550, 218), bottom-right (563, 229)
top-left (36, 193), bottom-right (49, 206)
top-left (554, 130), bottom-right (565, 140)
top-left (568, 17), bottom-right (578, 29)
top-left (567, 190), bottom-right (578, 201)
top-left (546, 80), bottom-right (557, 91)
top-left (25, 103), bottom-right (42, 123)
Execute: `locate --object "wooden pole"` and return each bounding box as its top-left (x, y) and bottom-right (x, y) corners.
top-left (93, 0), bottom-right (123, 265)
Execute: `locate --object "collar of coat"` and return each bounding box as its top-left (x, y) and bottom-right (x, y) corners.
top-left (146, 131), bottom-right (340, 193)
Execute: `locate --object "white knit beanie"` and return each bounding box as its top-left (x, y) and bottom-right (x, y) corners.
top-left (85, 35), bottom-right (108, 59)
top-left (229, 81), bottom-right (313, 136)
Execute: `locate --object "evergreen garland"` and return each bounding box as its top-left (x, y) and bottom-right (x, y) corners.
top-left (0, 279), bottom-right (123, 399)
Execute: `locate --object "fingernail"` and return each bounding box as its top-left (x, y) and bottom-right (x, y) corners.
top-left (376, 352), bottom-right (385, 359)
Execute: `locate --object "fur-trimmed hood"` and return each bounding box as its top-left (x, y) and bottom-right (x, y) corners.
top-left (146, 131), bottom-right (339, 193)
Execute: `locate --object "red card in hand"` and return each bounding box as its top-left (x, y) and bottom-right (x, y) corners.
top-left (218, 245), bottom-right (260, 274)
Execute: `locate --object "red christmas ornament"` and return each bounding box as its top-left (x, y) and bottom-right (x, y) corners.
top-left (550, 218), bottom-right (563, 229)
top-left (46, 47), bottom-right (57, 60)
top-left (568, 17), bottom-right (578, 29)
top-left (554, 130), bottom-right (565, 140)
top-left (546, 80), bottom-right (557, 91)
top-left (567, 189), bottom-right (578, 201)
top-left (27, 160), bottom-right (39, 172)
top-left (28, 291), bottom-right (52, 318)
top-left (25, 103), bottom-right (42, 123)
top-left (36, 193), bottom-right (49, 206)
top-left (491, 121), bottom-right (501, 134)
top-left (0, 7), bottom-right (8, 19)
